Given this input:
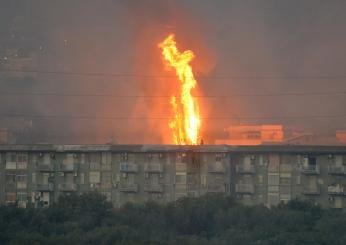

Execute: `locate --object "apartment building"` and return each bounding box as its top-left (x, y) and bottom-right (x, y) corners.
top-left (0, 145), bottom-right (345, 209)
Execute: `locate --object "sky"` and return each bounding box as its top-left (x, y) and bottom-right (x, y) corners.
top-left (0, 0), bottom-right (345, 144)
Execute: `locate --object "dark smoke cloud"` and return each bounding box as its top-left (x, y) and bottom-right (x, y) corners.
top-left (0, 0), bottom-right (345, 144)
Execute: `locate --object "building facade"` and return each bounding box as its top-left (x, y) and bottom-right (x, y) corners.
top-left (0, 145), bottom-right (346, 209)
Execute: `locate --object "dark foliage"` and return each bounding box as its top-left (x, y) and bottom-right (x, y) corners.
top-left (0, 193), bottom-right (345, 245)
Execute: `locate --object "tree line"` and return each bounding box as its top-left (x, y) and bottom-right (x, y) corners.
top-left (1, 192), bottom-right (346, 245)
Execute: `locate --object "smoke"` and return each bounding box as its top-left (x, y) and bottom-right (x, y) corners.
top-left (0, 0), bottom-right (345, 144)
top-left (116, 0), bottom-right (215, 143)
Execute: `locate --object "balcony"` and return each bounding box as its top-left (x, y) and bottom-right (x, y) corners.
top-left (58, 183), bottom-right (77, 192)
top-left (118, 183), bottom-right (139, 192)
top-left (144, 163), bottom-right (163, 173)
top-left (236, 164), bottom-right (255, 174)
top-left (328, 185), bottom-right (346, 196)
top-left (208, 162), bottom-right (226, 173)
top-left (328, 166), bottom-right (346, 175)
top-left (301, 165), bottom-right (320, 175)
top-left (207, 184), bottom-right (226, 193)
top-left (303, 186), bottom-right (320, 195)
top-left (57, 164), bottom-right (75, 172)
top-left (144, 184), bottom-right (164, 193)
top-left (37, 164), bottom-right (54, 172)
top-left (36, 183), bottom-right (54, 192)
top-left (119, 162), bottom-right (138, 173)
top-left (235, 183), bottom-right (255, 194)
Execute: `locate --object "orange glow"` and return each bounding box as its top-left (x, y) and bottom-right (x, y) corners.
top-left (215, 125), bottom-right (284, 145)
top-left (159, 34), bottom-right (201, 145)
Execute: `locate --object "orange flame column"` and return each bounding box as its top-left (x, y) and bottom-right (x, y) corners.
top-left (159, 34), bottom-right (201, 145)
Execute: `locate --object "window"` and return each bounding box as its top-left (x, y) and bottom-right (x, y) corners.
top-left (89, 153), bottom-right (101, 163)
top-left (6, 192), bottom-right (16, 203)
top-left (6, 174), bottom-right (15, 184)
top-left (177, 153), bottom-right (188, 163)
top-left (80, 173), bottom-right (85, 184)
top-left (43, 154), bottom-right (51, 165)
top-left (101, 161), bottom-right (111, 171)
top-left (246, 131), bottom-right (261, 139)
top-left (268, 173), bottom-right (280, 186)
top-left (5, 160), bottom-right (16, 170)
top-left (280, 186), bottom-right (291, 195)
top-left (90, 162), bottom-right (100, 170)
top-left (89, 171), bottom-right (101, 184)
top-left (268, 155), bottom-right (280, 172)
top-left (187, 174), bottom-right (198, 185)
top-left (42, 173), bottom-right (50, 184)
top-left (16, 175), bottom-right (27, 189)
top-left (175, 174), bottom-right (186, 184)
top-left (9, 154), bottom-right (16, 163)
top-left (176, 162), bottom-right (186, 172)
top-left (215, 153), bottom-right (224, 161)
top-left (268, 186), bottom-right (279, 192)
top-left (149, 174), bottom-right (159, 185)
top-left (201, 175), bottom-right (207, 188)
top-left (17, 155), bottom-right (28, 169)
top-left (17, 162), bottom-right (27, 169)
top-left (335, 155), bottom-right (343, 166)
top-left (101, 172), bottom-right (112, 188)
top-left (101, 191), bottom-right (111, 201)
top-left (63, 154), bottom-right (74, 165)
top-left (334, 197), bottom-right (343, 209)
top-left (308, 157), bottom-right (317, 166)
top-left (17, 154), bottom-right (28, 163)
top-left (280, 163), bottom-right (292, 173)
top-left (268, 193), bottom-right (280, 206)
top-left (243, 156), bottom-right (252, 166)
top-left (32, 173), bottom-right (36, 183)
top-left (120, 153), bottom-right (128, 161)
top-left (17, 192), bottom-right (27, 202)
top-left (258, 175), bottom-right (263, 184)
top-left (280, 177), bottom-right (291, 185)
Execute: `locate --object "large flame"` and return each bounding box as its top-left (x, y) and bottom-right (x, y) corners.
top-left (159, 34), bottom-right (201, 145)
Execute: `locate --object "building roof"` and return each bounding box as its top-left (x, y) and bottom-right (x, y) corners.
top-left (0, 144), bottom-right (345, 154)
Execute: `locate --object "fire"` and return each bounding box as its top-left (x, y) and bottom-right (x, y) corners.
top-left (159, 34), bottom-right (201, 145)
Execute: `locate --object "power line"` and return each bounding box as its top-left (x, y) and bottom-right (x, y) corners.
top-left (0, 91), bottom-right (346, 98)
top-left (0, 113), bottom-right (345, 120)
top-left (1, 68), bottom-right (346, 80)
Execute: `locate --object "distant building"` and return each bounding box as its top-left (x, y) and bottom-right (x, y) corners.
top-left (215, 124), bottom-right (284, 145)
top-left (0, 129), bottom-right (15, 144)
top-left (337, 131), bottom-right (346, 144)
top-left (0, 144), bottom-right (346, 209)
top-left (1, 48), bottom-right (38, 79)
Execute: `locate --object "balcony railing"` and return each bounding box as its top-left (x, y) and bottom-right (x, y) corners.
top-left (208, 162), bottom-right (226, 173)
top-left (58, 183), bottom-right (77, 192)
top-left (119, 163), bottom-right (138, 173)
top-left (328, 166), bottom-right (346, 175)
top-left (144, 184), bottom-right (164, 193)
top-left (235, 183), bottom-right (255, 194)
top-left (144, 163), bottom-right (163, 173)
top-left (301, 165), bottom-right (320, 175)
top-left (236, 164), bottom-right (255, 174)
top-left (207, 184), bottom-right (226, 193)
top-left (303, 185), bottom-right (321, 195)
top-left (57, 164), bottom-right (75, 172)
top-left (36, 183), bottom-right (54, 192)
top-left (118, 183), bottom-right (139, 192)
top-left (328, 185), bottom-right (346, 196)
top-left (37, 164), bottom-right (55, 172)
